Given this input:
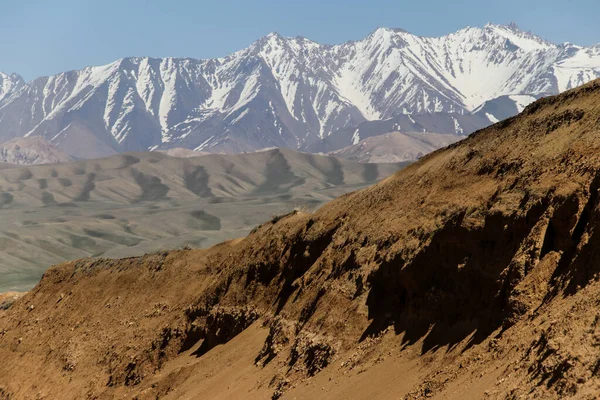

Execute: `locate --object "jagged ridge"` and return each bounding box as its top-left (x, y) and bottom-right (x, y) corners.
top-left (0, 24), bottom-right (599, 157)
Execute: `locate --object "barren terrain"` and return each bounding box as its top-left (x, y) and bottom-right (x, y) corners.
top-left (3, 80), bottom-right (600, 399)
top-left (330, 131), bottom-right (463, 163)
top-left (0, 148), bottom-right (402, 292)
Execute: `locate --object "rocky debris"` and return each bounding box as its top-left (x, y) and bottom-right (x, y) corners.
top-left (186, 306), bottom-right (261, 357)
top-left (0, 387), bottom-right (13, 400)
top-left (288, 332), bottom-right (335, 377)
top-left (0, 293), bottom-right (25, 311)
top-left (0, 136), bottom-right (71, 165)
top-left (256, 317), bottom-right (294, 367)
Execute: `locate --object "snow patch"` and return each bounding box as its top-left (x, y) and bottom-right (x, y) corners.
top-left (452, 117), bottom-right (464, 134)
top-left (351, 128), bottom-right (361, 145)
top-left (230, 109), bottom-right (250, 125)
top-left (508, 95), bottom-right (537, 113)
top-left (486, 113), bottom-right (500, 123)
top-left (195, 135), bottom-right (215, 151)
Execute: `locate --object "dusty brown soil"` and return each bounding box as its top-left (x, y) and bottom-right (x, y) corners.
top-left (4, 80), bottom-right (600, 398)
top-left (0, 292), bottom-right (25, 311)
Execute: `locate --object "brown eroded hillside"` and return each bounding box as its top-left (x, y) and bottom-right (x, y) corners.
top-left (3, 80), bottom-right (600, 399)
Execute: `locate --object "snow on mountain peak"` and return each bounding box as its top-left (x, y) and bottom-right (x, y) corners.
top-left (265, 31), bottom-right (284, 39)
top-left (0, 24), bottom-right (599, 157)
top-left (369, 27), bottom-right (412, 37)
top-left (482, 22), bottom-right (555, 51)
top-left (0, 72), bottom-right (24, 103)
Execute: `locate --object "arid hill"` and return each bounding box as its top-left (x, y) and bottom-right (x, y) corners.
top-left (3, 80), bottom-right (600, 399)
top-left (329, 131), bottom-right (463, 163)
top-left (0, 148), bottom-right (403, 292)
top-left (0, 136), bottom-right (71, 165)
top-left (155, 148), bottom-right (211, 158)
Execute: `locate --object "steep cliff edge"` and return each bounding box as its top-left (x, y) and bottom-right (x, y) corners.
top-left (3, 80), bottom-right (600, 399)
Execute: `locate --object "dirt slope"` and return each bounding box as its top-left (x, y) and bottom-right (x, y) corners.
top-left (3, 80), bottom-right (600, 398)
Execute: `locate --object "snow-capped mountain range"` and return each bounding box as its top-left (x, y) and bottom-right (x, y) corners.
top-left (0, 23), bottom-right (599, 158)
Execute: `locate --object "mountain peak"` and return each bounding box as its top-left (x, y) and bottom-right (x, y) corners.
top-left (484, 21), bottom-right (522, 32)
top-left (482, 22), bottom-right (554, 51)
top-left (369, 27), bottom-right (412, 37)
top-left (363, 27), bottom-right (414, 47)
top-left (507, 21), bottom-right (520, 31)
top-left (0, 72), bottom-right (25, 102)
top-left (0, 72), bottom-right (24, 82)
top-left (250, 31), bottom-right (290, 52)
top-left (265, 31), bottom-right (283, 39)
top-left (0, 25), bottom-right (598, 158)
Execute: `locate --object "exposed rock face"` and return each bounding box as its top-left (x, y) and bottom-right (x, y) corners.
top-left (3, 80), bottom-right (600, 398)
top-left (0, 136), bottom-right (71, 165)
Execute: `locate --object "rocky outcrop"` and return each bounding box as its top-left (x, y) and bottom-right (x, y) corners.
top-left (0, 136), bottom-right (71, 165)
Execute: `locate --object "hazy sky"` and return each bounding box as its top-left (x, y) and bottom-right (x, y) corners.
top-left (1, 0), bottom-right (599, 80)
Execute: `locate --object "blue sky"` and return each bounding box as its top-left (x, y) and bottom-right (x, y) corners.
top-left (1, 0), bottom-right (599, 80)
